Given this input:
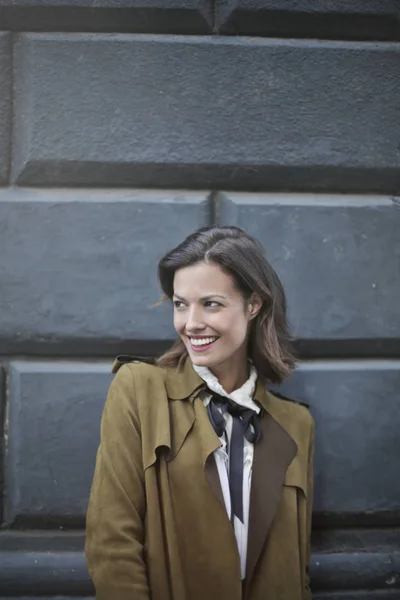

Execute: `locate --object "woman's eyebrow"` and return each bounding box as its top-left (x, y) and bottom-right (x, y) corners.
top-left (202, 294), bottom-right (227, 301)
top-left (173, 294), bottom-right (227, 301)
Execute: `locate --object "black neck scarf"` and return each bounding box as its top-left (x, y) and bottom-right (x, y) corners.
top-left (206, 392), bottom-right (262, 523)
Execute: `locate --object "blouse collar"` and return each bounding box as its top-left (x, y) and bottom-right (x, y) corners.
top-left (193, 362), bottom-right (260, 414)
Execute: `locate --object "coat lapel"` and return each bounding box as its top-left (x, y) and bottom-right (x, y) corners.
top-left (205, 452), bottom-right (226, 510)
top-left (164, 357), bottom-right (225, 508)
top-left (245, 383), bottom-right (298, 588)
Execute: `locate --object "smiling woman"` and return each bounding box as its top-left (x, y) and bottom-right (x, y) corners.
top-left (85, 226), bottom-right (315, 600)
top-left (157, 226), bottom-right (295, 390)
top-left (173, 261), bottom-right (258, 392)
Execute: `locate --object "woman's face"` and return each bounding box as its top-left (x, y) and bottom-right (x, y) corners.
top-left (173, 261), bottom-right (258, 372)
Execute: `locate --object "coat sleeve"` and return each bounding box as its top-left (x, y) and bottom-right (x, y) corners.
top-left (305, 419), bottom-right (315, 599)
top-left (85, 364), bottom-right (150, 600)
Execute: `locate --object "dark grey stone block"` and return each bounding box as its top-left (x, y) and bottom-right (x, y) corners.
top-left (276, 360), bottom-right (400, 516)
top-left (218, 193), bottom-right (400, 347)
top-left (0, 531), bottom-right (85, 551)
top-left (312, 528), bottom-right (400, 554)
top-left (0, 189), bottom-right (209, 354)
top-left (216, 0), bottom-right (400, 40)
top-left (0, 550), bottom-right (93, 595)
top-left (4, 361), bottom-right (114, 526)
top-left (13, 34), bottom-right (400, 193)
top-left (0, 0), bottom-right (212, 34)
top-left (312, 552), bottom-right (400, 591)
top-left (0, 33), bottom-right (11, 184)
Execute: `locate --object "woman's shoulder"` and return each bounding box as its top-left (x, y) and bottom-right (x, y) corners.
top-left (111, 354), bottom-right (170, 389)
top-left (111, 355), bottom-right (203, 403)
top-left (265, 388), bottom-right (315, 430)
top-left (268, 390), bottom-right (310, 411)
top-left (264, 390), bottom-right (314, 458)
top-left (106, 355), bottom-right (174, 425)
top-left (112, 354), bottom-right (158, 374)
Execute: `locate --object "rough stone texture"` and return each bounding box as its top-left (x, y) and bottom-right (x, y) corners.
top-left (13, 34), bottom-right (400, 193)
top-left (0, 531), bottom-right (85, 551)
top-left (0, 189), bottom-right (209, 354)
top-left (0, 0), bottom-right (212, 34)
top-left (4, 361), bottom-right (113, 526)
top-left (0, 33), bottom-right (11, 184)
top-left (216, 0), bottom-right (400, 40)
top-left (276, 360), bottom-right (400, 516)
top-left (0, 550), bottom-right (93, 596)
top-left (312, 552), bottom-right (400, 592)
top-left (218, 193), bottom-right (400, 349)
top-left (312, 528), bottom-right (400, 553)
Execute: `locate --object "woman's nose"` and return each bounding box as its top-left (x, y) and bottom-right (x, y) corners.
top-left (185, 307), bottom-right (205, 332)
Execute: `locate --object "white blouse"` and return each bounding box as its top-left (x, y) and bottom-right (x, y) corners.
top-left (193, 364), bottom-right (259, 579)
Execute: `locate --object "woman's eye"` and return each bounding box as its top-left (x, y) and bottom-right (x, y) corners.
top-left (173, 300), bottom-right (220, 309)
top-left (173, 300), bottom-right (185, 308)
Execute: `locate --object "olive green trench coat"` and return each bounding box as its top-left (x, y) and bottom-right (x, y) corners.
top-left (85, 356), bottom-right (314, 600)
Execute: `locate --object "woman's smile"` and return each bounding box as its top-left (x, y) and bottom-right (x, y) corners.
top-left (188, 335), bottom-right (220, 352)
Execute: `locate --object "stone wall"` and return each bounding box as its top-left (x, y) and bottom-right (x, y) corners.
top-left (0, 2), bottom-right (399, 597)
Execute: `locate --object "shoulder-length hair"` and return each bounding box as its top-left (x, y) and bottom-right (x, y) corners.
top-left (156, 225), bottom-right (296, 384)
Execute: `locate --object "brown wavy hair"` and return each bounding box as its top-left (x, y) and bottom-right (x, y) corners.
top-left (156, 226), bottom-right (296, 384)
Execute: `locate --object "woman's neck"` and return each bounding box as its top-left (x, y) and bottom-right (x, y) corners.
top-left (209, 361), bottom-right (250, 394)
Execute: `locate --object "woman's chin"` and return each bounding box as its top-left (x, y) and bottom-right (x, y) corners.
top-left (191, 354), bottom-right (225, 371)
top-left (190, 353), bottom-right (210, 365)
top-left (189, 352), bottom-right (216, 367)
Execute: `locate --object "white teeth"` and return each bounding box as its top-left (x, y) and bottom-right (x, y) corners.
top-left (190, 337), bottom-right (218, 347)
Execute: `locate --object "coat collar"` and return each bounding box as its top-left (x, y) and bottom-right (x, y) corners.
top-left (164, 356), bottom-right (205, 400)
top-left (113, 353), bottom-right (268, 407)
top-left (165, 355), bottom-right (268, 406)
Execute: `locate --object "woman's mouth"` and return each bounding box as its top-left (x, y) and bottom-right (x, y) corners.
top-left (188, 336), bottom-right (219, 352)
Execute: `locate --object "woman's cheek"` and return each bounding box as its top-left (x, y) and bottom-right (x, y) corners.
top-left (173, 314), bottom-right (183, 333)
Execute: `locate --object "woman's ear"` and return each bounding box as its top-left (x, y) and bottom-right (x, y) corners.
top-left (248, 293), bottom-right (262, 320)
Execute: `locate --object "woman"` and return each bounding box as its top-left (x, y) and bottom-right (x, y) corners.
top-left (85, 225), bottom-right (315, 600)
